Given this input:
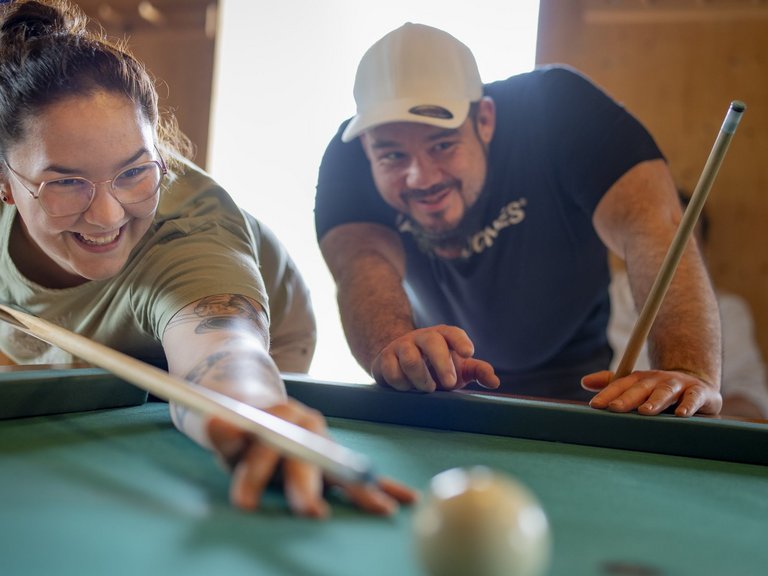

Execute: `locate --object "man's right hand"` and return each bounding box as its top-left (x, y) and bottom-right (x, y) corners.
top-left (370, 325), bottom-right (500, 392)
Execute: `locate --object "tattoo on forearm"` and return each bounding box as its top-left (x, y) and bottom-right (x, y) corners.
top-left (184, 349), bottom-right (268, 387)
top-left (193, 295), bottom-right (261, 333)
top-left (185, 350), bottom-right (231, 384)
top-left (167, 294), bottom-right (265, 335)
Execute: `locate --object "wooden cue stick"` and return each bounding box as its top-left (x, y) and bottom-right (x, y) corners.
top-left (612, 100), bottom-right (746, 380)
top-left (0, 304), bottom-right (374, 485)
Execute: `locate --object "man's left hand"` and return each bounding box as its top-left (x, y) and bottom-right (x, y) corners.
top-left (582, 369), bottom-right (722, 417)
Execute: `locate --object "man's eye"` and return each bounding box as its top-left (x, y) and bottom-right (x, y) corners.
top-left (434, 141), bottom-right (456, 152)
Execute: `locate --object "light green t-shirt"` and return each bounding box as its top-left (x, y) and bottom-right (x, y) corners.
top-left (0, 160), bottom-right (276, 367)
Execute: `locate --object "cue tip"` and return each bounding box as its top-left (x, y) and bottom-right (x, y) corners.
top-left (722, 101), bottom-right (746, 134)
top-left (730, 100), bottom-right (746, 113)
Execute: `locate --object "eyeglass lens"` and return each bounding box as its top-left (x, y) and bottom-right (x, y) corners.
top-left (39, 161), bottom-right (164, 216)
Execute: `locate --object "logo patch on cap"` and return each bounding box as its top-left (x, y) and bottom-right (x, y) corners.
top-left (408, 105), bottom-right (454, 120)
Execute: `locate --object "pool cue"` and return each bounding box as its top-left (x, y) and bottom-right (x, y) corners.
top-left (0, 304), bottom-right (374, 485)
top-left (612, 100), bottom-right (746, 381)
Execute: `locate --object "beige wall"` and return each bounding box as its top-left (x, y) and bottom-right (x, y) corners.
top-left (537, 0), bottom-right (768, 363)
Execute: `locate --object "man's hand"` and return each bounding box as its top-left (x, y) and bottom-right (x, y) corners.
top-left (582, 369), bottom-right (722, 417)
top-left (370, 325), bottom-right (500, 392)
top-left (208, 398), bottom-right (418, 517)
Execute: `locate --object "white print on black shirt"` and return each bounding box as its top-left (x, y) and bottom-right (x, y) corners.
top-left (464, 198), bottom-right (526, 257)
top-left (397, 197), bottom-right (526, 259)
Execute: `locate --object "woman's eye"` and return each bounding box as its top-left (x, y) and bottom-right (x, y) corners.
top-left (48, 178), bottom-right (88, 189)
top-left (119, 165), bottom-right (149, 180)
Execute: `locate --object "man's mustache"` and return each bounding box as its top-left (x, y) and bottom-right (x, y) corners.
top-left (401, 180), bottom-right (460, 202)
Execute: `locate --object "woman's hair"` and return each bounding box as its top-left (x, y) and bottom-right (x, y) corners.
top-left (0, 0), bottom-right (191, 166)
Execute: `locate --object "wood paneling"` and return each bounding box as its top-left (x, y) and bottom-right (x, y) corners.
top-left (76, 0), bottom-right (217, 167)
top-left (537, 0), bottom-right (768, 364)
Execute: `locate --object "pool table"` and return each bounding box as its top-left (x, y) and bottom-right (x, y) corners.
top-left (1, 368), bottom-right (767, 576)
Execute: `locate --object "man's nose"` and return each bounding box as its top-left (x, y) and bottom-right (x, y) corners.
top-left (405, 155), bottom-right (442, 190)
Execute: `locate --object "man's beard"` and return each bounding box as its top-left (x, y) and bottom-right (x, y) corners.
top-left (397, 182), bottom-right (492, 258)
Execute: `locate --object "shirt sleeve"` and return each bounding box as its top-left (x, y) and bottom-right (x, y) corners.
top-left (245, 213), bottom-right (317, 373)
top-left (537, 66), bottom-right (665, 215)
top-left (127, 167), bottom-right (268, 339)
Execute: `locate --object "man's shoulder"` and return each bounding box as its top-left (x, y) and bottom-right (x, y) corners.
top-left (485, 64), bottom-right (589, 91)
top-left (483, 65), bottom-right (600, 120)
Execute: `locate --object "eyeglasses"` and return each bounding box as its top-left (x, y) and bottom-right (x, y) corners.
top-left (3, 156), bottom-right (168, 217)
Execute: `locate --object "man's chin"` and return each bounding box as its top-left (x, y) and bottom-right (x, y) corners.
top-left (421, 226), bottom-right (457, 239)
top-left (408, 223), bottom-right (467, 253)
top-left (413, 217), bottom-right (461, 239)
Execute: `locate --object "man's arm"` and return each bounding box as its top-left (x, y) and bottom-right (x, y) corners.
top-left (162, 293), bottom-right (415, 516)
top-left (585, 159), bottom-right (722, 416)
top-left (320, 222), bottom-right (498, 392)
top-left (320, 222), bottom-right (411, 372)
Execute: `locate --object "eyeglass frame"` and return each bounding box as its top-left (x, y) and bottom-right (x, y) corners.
top-left (2, 151), bottom-right (168, 217)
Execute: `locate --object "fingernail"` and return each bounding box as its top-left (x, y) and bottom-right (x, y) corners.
top-left (374, 493), bottom-right (399, 516)
top-left (641, 402), bottom-right (653, 412)
top-left (307, 500), bottom-right (330, 519)
top-left (219, 438), bottom-right (247, 457)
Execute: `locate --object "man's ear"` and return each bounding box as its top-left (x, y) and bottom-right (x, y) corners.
top-left (474, 96), bottom-right (496, 146)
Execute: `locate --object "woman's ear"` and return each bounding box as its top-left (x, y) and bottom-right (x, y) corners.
top-left (0, 182), bottom-right (13, 205)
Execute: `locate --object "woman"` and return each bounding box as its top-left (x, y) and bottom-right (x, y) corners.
top-left (0, 0), bottom-right (413, 516)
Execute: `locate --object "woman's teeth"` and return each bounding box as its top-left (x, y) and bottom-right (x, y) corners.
top-left (76, 230), bottom-right (120, 245)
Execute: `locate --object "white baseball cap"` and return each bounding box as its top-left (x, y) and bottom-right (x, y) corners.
top-left (341, 23), bottom-right (483, 142)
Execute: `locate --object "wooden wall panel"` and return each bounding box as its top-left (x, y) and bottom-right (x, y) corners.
top-left (123, 27), bottom-right (216, 167)
top-left (77, 1), bottom-right (217, 168)
top-left (537, 0), bottom-right (768, 364)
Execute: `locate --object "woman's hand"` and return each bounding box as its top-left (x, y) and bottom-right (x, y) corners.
top-left (208, 398), bottom-right (418, 517)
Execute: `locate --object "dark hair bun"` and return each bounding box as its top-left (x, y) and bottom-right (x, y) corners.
top-left (1, 0), bottom-right (87, 44)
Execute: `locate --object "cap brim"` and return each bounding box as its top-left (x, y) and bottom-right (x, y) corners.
top-left (341, 99), bottom-right (471, 142)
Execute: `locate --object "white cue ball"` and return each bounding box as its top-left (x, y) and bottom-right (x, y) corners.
top-left (412, 466), bottom-right (551, 576)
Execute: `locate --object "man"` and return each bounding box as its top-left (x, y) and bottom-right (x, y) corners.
top-left (315, 23), bottom-right (722, 417)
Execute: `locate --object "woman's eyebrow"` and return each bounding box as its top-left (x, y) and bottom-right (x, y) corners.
top-left (44, 147), bottom-right (150, 175)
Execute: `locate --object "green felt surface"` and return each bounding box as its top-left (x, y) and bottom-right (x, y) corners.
top-left (1, 402), bottom-right (767, 576)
